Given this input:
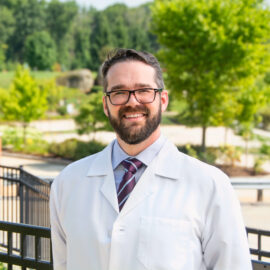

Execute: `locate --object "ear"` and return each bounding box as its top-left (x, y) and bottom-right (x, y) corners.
top-left (160, 90), bottom-right (169, 113)
top-left (103, 96), bottom-right (109, 117)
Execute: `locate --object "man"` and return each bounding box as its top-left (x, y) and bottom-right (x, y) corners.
top-left (50, 49), bottom-right (252, 270)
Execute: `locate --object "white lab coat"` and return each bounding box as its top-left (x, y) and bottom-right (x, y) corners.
top-left (50, 139), bottom-right (252, 270)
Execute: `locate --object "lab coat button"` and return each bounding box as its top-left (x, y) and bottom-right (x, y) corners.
top-left (118, 226), bottom-right (125, 232)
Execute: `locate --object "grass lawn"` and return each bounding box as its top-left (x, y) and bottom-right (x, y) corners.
top-left (0, 71), bottom-right (61, 89)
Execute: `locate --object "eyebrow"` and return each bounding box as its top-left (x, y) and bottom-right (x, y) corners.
top-left (110, 83), bottom-right (152, 91)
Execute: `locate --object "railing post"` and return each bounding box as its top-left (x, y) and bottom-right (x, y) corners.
top-left (19, 166), bottom-right (24, 224)
top-left (257, 189), bottom-right (263, 202)
top-left (8, 231), bottom-right (13, 270)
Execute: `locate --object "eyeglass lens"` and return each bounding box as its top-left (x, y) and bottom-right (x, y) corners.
top-left (109, 89), bottom-right (156, 105)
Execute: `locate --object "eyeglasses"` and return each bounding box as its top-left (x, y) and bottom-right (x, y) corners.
top-left (105, 88), bottom-right (163, 105)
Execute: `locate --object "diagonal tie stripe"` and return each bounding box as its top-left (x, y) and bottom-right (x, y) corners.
top-left (117, 158), bottom-right (143, 211)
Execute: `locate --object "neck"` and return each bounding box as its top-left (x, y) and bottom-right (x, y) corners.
top-left (117, 126), bottom-right (161, 156)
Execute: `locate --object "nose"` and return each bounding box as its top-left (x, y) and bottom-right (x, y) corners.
top-left (126, 91), bottom-right (139, 105)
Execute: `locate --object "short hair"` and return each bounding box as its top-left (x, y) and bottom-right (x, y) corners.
top-left (101, 48), bottom-right (165, 91)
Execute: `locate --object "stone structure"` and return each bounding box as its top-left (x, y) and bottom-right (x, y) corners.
top-left (56, 69), bottom-right (94, 93)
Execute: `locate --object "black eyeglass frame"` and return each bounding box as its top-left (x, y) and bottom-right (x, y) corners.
top-left (105, 88), bottom-right (163, 105)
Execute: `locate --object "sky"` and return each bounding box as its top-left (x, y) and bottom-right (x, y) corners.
top-left (61, 0), bottom-right (270, 10)
top-left (59, 0), bottom-right (152, 10)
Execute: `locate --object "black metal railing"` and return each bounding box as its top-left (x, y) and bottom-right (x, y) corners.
top-left (0, 165), bottom-right (52, 261)
top-left (1, 165), bottom-right (270, 269)
top-left (0, 221), bottom-right (53, 270)
top-left (247, 227), bottom-right (270, 261)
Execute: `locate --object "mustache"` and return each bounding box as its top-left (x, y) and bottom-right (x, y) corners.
top-left (118, 105), bottom-right (149, 117)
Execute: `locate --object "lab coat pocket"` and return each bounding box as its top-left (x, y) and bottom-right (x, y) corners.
top-left (137, 217), bottom-right (192, 270)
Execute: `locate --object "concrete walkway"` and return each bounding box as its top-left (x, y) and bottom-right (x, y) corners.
top-left (0, 152), bottom-right (68, 179)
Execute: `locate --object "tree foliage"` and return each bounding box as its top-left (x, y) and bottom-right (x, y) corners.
top-left (0, 1), bottom-right (158, 71)
top-left (7, 0), bottom-right (46, 62)
top-left (152, 0), bottom-right (270, 149)
top-left (75, 91), bottom-right (111, 136)
top-left (4, 65), bottom-right (48, 141)
top-left (25, 31), bottom-right (56, 70)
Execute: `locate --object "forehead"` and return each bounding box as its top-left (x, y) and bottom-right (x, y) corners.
top-left (106, 60), bottom-right (157, 90)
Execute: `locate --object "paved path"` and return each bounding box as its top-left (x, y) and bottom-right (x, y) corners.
top-left (0, 153), bottom-right (67, 179)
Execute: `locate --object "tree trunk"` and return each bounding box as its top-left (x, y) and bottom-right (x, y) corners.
top-left (23, 123), bottom-right (27, 145)
top-left (245, 139), bottom-right (249, 168)
top-left (201, 125), bottom-right (207, 152)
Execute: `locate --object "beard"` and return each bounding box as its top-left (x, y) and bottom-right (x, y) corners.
top-left (107, 102), bottom-right (161, 145)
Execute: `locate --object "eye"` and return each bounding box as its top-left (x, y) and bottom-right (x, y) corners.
top-left (137, 88), bottom-right (152, 94)
top-left (112, 91), bottom-right (126, 96)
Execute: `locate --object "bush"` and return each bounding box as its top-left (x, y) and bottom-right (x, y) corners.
top-left (49, 138), bottom-right (106, 160)
top-left (218, 145), bottom-right (242, 167)
top-left (1, 126), bottom-right (49, 155)
top-left (0, 262), bottom-right (7, 270)
top-left (177, 144), bottom-right (218, 165)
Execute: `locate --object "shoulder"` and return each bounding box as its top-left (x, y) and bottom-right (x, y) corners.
top-left (51, 142), bottom-right (112, 188)
top-left (158, 139), bottom-right (230, 188)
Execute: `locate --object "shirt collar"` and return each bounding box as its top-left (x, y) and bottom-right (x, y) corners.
top-left (112, 134), bottom-right (167, 169)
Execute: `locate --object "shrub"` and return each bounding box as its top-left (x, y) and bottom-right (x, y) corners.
top-left (1, 126), bottom-right (49, 155)
top-left (0, 262), bottom-right (7, 270)
top-left (49, 139), bottom-right (106, 160)
top-left (218, 145), bottom-right (242, 167)
top-left (177, 145), bottom-right (218, 165)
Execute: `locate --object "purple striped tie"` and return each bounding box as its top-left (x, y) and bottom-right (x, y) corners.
top-left (117, 158), bottom-right (143, 211)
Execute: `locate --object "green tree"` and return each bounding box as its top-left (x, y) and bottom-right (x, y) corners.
top-left (103, 4), bottom-right (129, 48)
top-left (0, 6), bottom-right (15, 44)
top-left (25, 31), bottom-right (56, 70)
top-left (4, 65), bottom-right (47, 143)
top-left (46, 0), bottom-right (78, 68)
top-left (126, 3), bottom-right (158, 52)
top-left (75, 91), bottom-right (111, 138)
top-left (7, 0), bottom-right (46, 62)
top-left (41, 79), bottom-right (63, 111)
top-left (90, 12), bottom-right (113, 70)
top-left (152, 0), bottom-right (270, 150)
top-left (0, 5), bottom-right (15, 69)
top-left (69, 9), bottom-right (92, 69)
top-left (0, 87), bottom-right (9, 120)
top-left (234, 77), bottom-right (269, 165)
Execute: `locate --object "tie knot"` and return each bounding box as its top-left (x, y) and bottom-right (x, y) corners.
top-left (121, 158), bottom-right (143, 174)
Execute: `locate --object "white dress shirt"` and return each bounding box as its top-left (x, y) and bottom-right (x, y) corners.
top-left (112, 135), bottom-right (166, 190)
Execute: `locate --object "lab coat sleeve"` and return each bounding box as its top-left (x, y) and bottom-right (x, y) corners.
top-left (201, 172), bottom-right (252, 270)
top-left (50, 177), bottom-right (67, 270)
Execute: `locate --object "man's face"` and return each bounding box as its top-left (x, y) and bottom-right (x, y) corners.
top-left (103, 60), bottom-right (168, 145)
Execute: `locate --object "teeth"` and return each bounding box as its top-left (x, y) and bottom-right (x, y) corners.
top-left (125, 114), bottom-right (143, 118)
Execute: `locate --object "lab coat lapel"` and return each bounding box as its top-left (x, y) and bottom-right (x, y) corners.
top-left (119, 139), bottom-right (180, 217)
top-left (86, 141), bottom-right (119, 214)
top-left (119, 165), bottom-right (156, 216)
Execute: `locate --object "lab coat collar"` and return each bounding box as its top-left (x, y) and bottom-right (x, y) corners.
top-left (154, 139), bottom-right (181, 181)
top-left (85, 138), bottom-right (182, 215)
top-left (86, 141), bottom-right (114, 177)
top-left (86, 138), bottom-right (181, 180)
top-left (86, 141), bottom-right (119, 213)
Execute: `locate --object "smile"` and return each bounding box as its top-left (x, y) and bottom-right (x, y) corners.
top-left (123, 113), bottom-right (147, 119)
